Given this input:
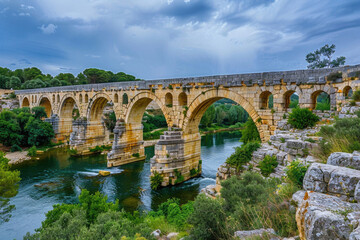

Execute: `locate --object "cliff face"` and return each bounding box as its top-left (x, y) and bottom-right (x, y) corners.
top-left (0, 90), bottom-right (19, 111)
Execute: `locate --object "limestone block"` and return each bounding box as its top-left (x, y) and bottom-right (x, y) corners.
top-left (234, 228), bottom-right (278, 239)
top-left (296, 191), bottom-right (360, 240)
top-left (327, 151), bottom-right (360, 170)
top-left (286, 140), bottom-right (306, 150)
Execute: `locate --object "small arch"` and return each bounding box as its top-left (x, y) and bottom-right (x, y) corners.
top-left (259, 91), bottom-right (273, 109)
top-left (114, 93), bottom-right (119, 103)
top-left (22, 97), bottom-right (30, 108)
top-left (31, 95), bottom-right (34, 103)
top-left (311, 91), bottom-right (330, 110)
top-left (35, 95), bottom-right (37, 103)
top-left (178, 92), bottom-right (187, 106)
top-left (52, 94), bottom-right (55, 103)
top-left (343, 86), bottom-right (353, 99)
top-left (79, 94), bottom-right (83, 103)
top-left (283, 90), bottom-right (299, 109)
top-left (57, 94), bottom-right (60, 103)
top-left (39, 97), bottom-right (52, 118)
top-left (165, 93), bottom-right (173, 107)
top-left (122, 93), bottom-right (128, 104)
top-left (85, 94), bottom-right (89, 103)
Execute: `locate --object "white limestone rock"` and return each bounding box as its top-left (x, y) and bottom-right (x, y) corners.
top-left (327, 152), bottom-right (360, 170)
top-left (234, 228), bottom-right (278, 239)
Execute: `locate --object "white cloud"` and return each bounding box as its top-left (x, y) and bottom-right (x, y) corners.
top-left (40, 24), bottom-right (57, 34)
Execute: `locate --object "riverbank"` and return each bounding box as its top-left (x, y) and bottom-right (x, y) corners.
top-left (6, 151), bottom-right (31, 165)
top-left (200, 127), bottom-right (242, 135)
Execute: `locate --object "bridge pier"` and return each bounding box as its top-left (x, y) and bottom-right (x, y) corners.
top-left (150, 130), bottom-right (201, 187)
top-left (107, 120), bottom-right (146, 167)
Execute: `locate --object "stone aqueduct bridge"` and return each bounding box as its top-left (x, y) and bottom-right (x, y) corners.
top-left (15, 65), bottom-right (360, 186)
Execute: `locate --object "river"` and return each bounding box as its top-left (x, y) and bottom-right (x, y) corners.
top-left (0, 131), bottom-right (242, 240)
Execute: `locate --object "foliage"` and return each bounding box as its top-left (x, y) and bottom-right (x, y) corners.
top-left (150, 171), bottom-right (163, 190)
top-left (241, 118), bottom-right (260, 144)
top-left (10, 144), bottom-right (22, 152)
top-left (285, 160), bottom-right (309, 187)
top-left (200, 105), bottom-right (216, 128)
top-left (0, 152), bottom-right (21, 223)
top-left (0, 66), bottom-right (139, 90)
top-left (226, 142), bottom-right (261, 170)
top-left (306, 44), bottom-right (346, 69)
top-left (287, 108), bottom-right (320, 129)
top-left (104, 111), bottom-right (117, 132)
top-left (132, 153), bottom-right (140, 158)
top-left (27, 146), bottom-right (37, 157)
top-left (188, 194), bottom-right (228, 240)
top-left (258, 155), bottom-right (278, 177)
top-left (315, 92), bottom-right (330, 111)
top-left (31, 106), bottom-right (48, 119)
top-left (352, 89), bottom-right (360, 101)
top-left (316, 117), bottom-right (360, 160)
top-left (0, 107), bottom-right (54, 147)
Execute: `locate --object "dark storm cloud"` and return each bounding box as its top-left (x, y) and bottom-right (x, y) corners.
top-left (0, 0), bottom-right (359, 78)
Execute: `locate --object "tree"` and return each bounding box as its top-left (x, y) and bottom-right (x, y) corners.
top-left (25, 117), bottom-right (55, 146)
top-left (83, 68), bottom-right (111, 84)
top-left (23, 67), bottom-right (43, 81)
top-left (6, 76), bottom-right (21, 89)
top-left (56, 73), bottom-right (75, 85)
top-left (32, 106), bottom-right (48, 119)
top-left (240, 118), bottom-right (260, 144)
top-left (200, 105), bottom-right (215, 127)
top-left (306, 44), bottom-right (346, 69)
top-left (0, 152), bottom-right (21, 223)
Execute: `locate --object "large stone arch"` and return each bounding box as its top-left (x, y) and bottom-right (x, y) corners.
top-left (283, 85), bottom-right (302, 110)
top-left (58, 94), bottom-right (80, 117)
top-left (86, 92), bottom-right (113, 122)
top-left (58, 95), bottom-right (79, 140)
top-left (21, 96), bottom-right (30, 108)
top-left (38, 95), bottom-right (53, 118)
top-left (124, 91), bottom-right (171, 127)
top-left (182, 89), bottom-right (265, 140)
top-left (309, 85), bottom-right (334, 110)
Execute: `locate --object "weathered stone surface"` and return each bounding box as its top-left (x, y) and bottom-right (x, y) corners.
top-left (327, 151), bottom-right (360, 170)
top-left (234, 228), bottom-right (278, 239)
top-left (286, 140), bottom-right (305, 150)
top-left (350, 226), bottom-right (360, 240)
top-left (295, 191), bottom-right (360, 240)
top-left (303, 163), bottom-right (360, 199)
top-left (356, 181), bottom-right (360, 202)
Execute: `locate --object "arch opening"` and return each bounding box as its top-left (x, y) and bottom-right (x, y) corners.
top-left (165, 93), bottom-right (173, 107)
top-left (22, 97), bottom-right (30, 108)
top-left (343, 86), bottom-right (353, 99)
top-left (311, 91), bottom-right (330, 110)
top-left (85, 94), bottom-right (89, 103)
top-left (79, 94), bottom-right (83, 103)
top-left (122, 93), bottom-right (128, 104)
top-left (39, 97), bottom-right (52, 118)
top-left (114, 93), bottom-right (119, 103)
top-left (259, 91), bottom-right (273, 109)
top-left (284, 90), bottom-right (299, 109)
top-left (178, 92), bottom-right (187, 106)
top-left (59, 97), bottom-right (78, 140)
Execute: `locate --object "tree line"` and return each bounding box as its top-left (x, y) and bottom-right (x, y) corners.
top-left (0, 67), bottom-right (140, 90)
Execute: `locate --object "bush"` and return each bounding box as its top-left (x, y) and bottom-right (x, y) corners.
top-left (287, 108), bottom-right (320, 129)
top-left (132, 153), bottom-right (140, 158)
top-left (352, 89), bottom-right (360, 101)
top-left (10, 144), bottom-right (22, 152)
top-left (226, 142), bottom-right (261, 170)
top-left (241, 118), bottom-right (260, 144)
top-left (150, 171), bottom-right (163, 190)
top-left (285, 160), bottom-right (308, 187)
top-left (188, 194), bottom-right (228, 240)
top-left (258, 155), bottom-right (278, 177)
top-left (27, 146), bottom-right (37, 157)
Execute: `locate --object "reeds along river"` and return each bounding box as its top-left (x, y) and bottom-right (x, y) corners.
top-left (0, 131), bottom-right (242, 240)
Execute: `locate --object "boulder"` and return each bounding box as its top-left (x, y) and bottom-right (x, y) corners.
top-left (286, 140), bottom-right (305, 150)
top-left (151, 229), bottom-right (161, 238)
top-left (234, 228), bottom-right (278, 239)
top-left (99, 170), bottom-right (111, 176)
top-left (303, 163), bottom-right (360, 200)
top-left (327, 152), bottom-right (360, 170)
top-left (295, 191), bottom-right (360, 240)
top-left (167, 232), bottom-right (179, 239)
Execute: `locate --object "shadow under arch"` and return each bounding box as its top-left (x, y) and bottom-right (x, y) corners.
top-left (58, 95), bottom-right (80, 140)
top-left (124, 91), bottom-right (171, 127)
top-left (22, 97), bottom-right (30, 108)
top-left (182, 89), bottom-right (265, 141)
top-left (39, 96), bottom-right (53, 118)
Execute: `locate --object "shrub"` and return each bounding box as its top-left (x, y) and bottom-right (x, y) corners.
top-left (11, 144), bottom-right (22, 152)
top-left (150, 171), bottom-right (163, 190)
top-left (241, 118), bottom-right (260, 144)
top-left (188, 194), bottom-right (228, 240)
top-left (258, 155), bottom-right (278, 177)
top-left (352, 89), bottom-right (360, 101)
top-left (226, 142), bottom-right (261, 170)
top-left (27, 146), bottom-right (37, 157)
top-left (287, 108), bottom-right (320, 129)
top-left (285, 160), bottom-right (308, 187)
top-left (280, 137), bottom-right (285, 143)
top-left (132, 153), bottom-right (140, 158)
top-left (89, 145), bottom-right (103, 153)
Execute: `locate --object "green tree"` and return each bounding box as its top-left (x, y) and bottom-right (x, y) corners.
top-left (0, 75), bottom-right (10, 89)
top-left (25, 117), bottom-right (55, 146)
top-left (200, 105), bottom-right (215, 127)
top-left (32, 106), bottom-right (48, 119)
top-left (56, 73), bottom-right (75, 85)
top-left (240, 118), bottom-right (260, 144)
top-left (83, 68), bottom-right (111, 84)
top-left (104, 111), bottom-right (117, 132)
top-left (6, 76), bottom-right (21, 89)
top-left (0, 152), bottom-right (21, 223)
top-left (0, 111), bottom-right (22, 146)
top-left (23, 67), bottom-right (43, 81)
top-left (21, 79), bottom-right (46, 89)
top-left (306, 44), bottom-right (346, 69)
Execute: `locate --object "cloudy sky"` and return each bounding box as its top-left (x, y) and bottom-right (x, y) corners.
top-left (1, 0), bottom-right (360, 79)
